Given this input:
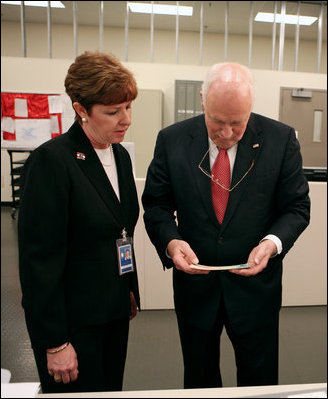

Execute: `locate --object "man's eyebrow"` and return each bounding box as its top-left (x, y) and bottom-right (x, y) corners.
top-left (210, 116), bottom-right (224, 123)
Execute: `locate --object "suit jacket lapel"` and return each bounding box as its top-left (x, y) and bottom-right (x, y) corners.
top-left (222, 113), bottom-right (263, 231)
top-left (188, 114), bottom-right (263, 230)
top-left (188, 116), bottom-right (218, 224)
top-left (113, 144), bottom-right (134, 221)
top-left (67, 123), bottom-right (125, 227)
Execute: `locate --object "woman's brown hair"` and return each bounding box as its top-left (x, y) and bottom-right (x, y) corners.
top-left (65, 51), bottom-right (138, 123)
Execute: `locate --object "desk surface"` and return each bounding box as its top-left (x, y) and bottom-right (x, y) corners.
top-left (38, 382), bottom-right (327, 398)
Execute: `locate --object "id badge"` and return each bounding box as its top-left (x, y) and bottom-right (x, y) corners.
top-left (116, 228), bottom-right (134, 275)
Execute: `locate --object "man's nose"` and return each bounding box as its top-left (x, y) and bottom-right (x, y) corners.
top-left (220, 126), bottom-right (233, 137)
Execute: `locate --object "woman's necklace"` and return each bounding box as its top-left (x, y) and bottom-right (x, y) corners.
top-left (99, 145), bottom-right (114, 167)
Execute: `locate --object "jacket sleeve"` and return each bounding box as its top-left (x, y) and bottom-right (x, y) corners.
top-left (18, 145), bottom-right (70, 350)
top-left (142, 131), bottom-right (182, 269)
top-left (266, 128), bottom-right (310, 257)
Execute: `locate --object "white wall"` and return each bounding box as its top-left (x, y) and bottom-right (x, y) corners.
top-left (282, 182), bottom-right (327, 306)
top-left (1, 21), bottom-right (327, 74)
top-left (1, 56), bottom-right (326, 129)
top-left (126, 62), bottom-right (327, 129)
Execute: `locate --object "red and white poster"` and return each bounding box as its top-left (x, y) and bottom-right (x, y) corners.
top-left (1, 92), bottom-right (75, 149)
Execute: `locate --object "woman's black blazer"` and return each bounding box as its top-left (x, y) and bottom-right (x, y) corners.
top-left (18, 122), bottom-right (140, 350)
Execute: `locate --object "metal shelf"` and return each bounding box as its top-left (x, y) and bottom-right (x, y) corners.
top-left (7, 149), bottom-right (33, 219)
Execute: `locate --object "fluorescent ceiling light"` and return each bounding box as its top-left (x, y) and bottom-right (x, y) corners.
top-left (255, 12), bottom-right (317, 26)
top-left (1, 1), bottom-right (65, 8)
top-left (128, 2), bottom-right (193, 16)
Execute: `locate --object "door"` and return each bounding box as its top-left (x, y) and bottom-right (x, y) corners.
top-left (279, 88), bottom-right (327, 167)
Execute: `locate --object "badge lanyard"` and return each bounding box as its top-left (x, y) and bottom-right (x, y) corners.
top-left (116, 228), bottom-right (134, 275)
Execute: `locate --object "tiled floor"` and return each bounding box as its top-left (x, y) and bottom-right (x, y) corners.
top-left (1, 206), bottom-right (327, 391)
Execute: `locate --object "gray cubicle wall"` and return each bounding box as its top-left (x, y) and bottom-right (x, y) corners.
top-left (125, 89), bottom-right (163, 178)
top-left (175, 80), bottom-right (203, 122)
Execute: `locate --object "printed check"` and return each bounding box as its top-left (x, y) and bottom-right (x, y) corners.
top-left (190, 263), bottom-right (250, 271)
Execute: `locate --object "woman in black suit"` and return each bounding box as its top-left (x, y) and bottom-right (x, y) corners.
top-left (18, 51), bottom-right (140, 393)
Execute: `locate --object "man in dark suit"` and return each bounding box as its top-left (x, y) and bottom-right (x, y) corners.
top-left (142, 62), bottom-right (310, 388)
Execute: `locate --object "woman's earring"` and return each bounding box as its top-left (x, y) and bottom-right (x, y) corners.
top-left (82, 117), bottom-right (87, 123)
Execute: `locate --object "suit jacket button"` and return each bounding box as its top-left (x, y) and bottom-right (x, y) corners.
top-left (218, 237), bottom-right (223, 244)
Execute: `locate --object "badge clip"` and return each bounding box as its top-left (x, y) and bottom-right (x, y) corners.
top-left (116, 227), bottom-right (134, 275)
top-left (122, 228), bottom-right (127, 242)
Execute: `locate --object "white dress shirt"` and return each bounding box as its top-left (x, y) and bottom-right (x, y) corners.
top-left (208, 137), bottom-right (282, 255)
top-left (94, 146), bottom-right (120, 201)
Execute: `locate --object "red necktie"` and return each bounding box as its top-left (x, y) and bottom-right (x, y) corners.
top-left (211, 148), bottom-right (230, 224)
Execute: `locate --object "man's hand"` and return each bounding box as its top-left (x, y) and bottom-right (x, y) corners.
top-left (167, 239), bottom-right (209, 275)
top-left (229, 239), bottom-right (277, 277)
top-left (47, 343), bottom-right (79, 384)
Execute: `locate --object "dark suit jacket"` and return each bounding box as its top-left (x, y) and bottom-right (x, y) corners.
top-left (18, 122), bottom-right (140, 350)
top-left (142, 113), bottom-right (310, 332)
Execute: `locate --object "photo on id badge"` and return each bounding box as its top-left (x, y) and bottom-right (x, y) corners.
top-left (118, 244), bottom-right (133, 275)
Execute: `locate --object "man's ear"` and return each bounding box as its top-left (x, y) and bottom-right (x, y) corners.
top-left (200, 90), bottom-right (205, 111)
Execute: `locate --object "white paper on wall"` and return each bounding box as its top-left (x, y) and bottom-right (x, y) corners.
top-left (61, 93), bottom-right (75, 118)
top-left (60, 93), bottom-right (75, 133)
top-left (1, 117), bottom-right (15, 133)
top-left (48, 95), bottom-right (63, 114)
top-left (50, 115), bottom-right (60, 134)
top-left (14, 98), bottom-right (28, 118)
top-left (61, 117), bottom-right (74, 133)
top-left (13, 119), bottom-right (52, 149)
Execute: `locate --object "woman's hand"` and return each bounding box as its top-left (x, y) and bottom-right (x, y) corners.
top-left (130, 291), bottom-right (138, 320)
top-left (47, 343), bottom-right (79, 384)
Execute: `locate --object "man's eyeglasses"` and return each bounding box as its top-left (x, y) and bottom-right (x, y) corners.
top-left (198, 148), bottom-right (254, 192)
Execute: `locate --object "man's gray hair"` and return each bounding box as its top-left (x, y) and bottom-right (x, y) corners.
top-left (201, 62), bottom-right (255, 107)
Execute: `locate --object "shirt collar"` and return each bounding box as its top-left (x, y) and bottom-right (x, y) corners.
top-left (208, 137), bottom-right (238, 155)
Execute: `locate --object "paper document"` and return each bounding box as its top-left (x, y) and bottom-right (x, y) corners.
top-left (190, 263), bottom-right (250, 271)
top-left (1, 382), bottom-right (40, 398)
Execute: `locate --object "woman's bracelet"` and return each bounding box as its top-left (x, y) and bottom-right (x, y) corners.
top-left (46, 342), bottom-right (70, 354)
